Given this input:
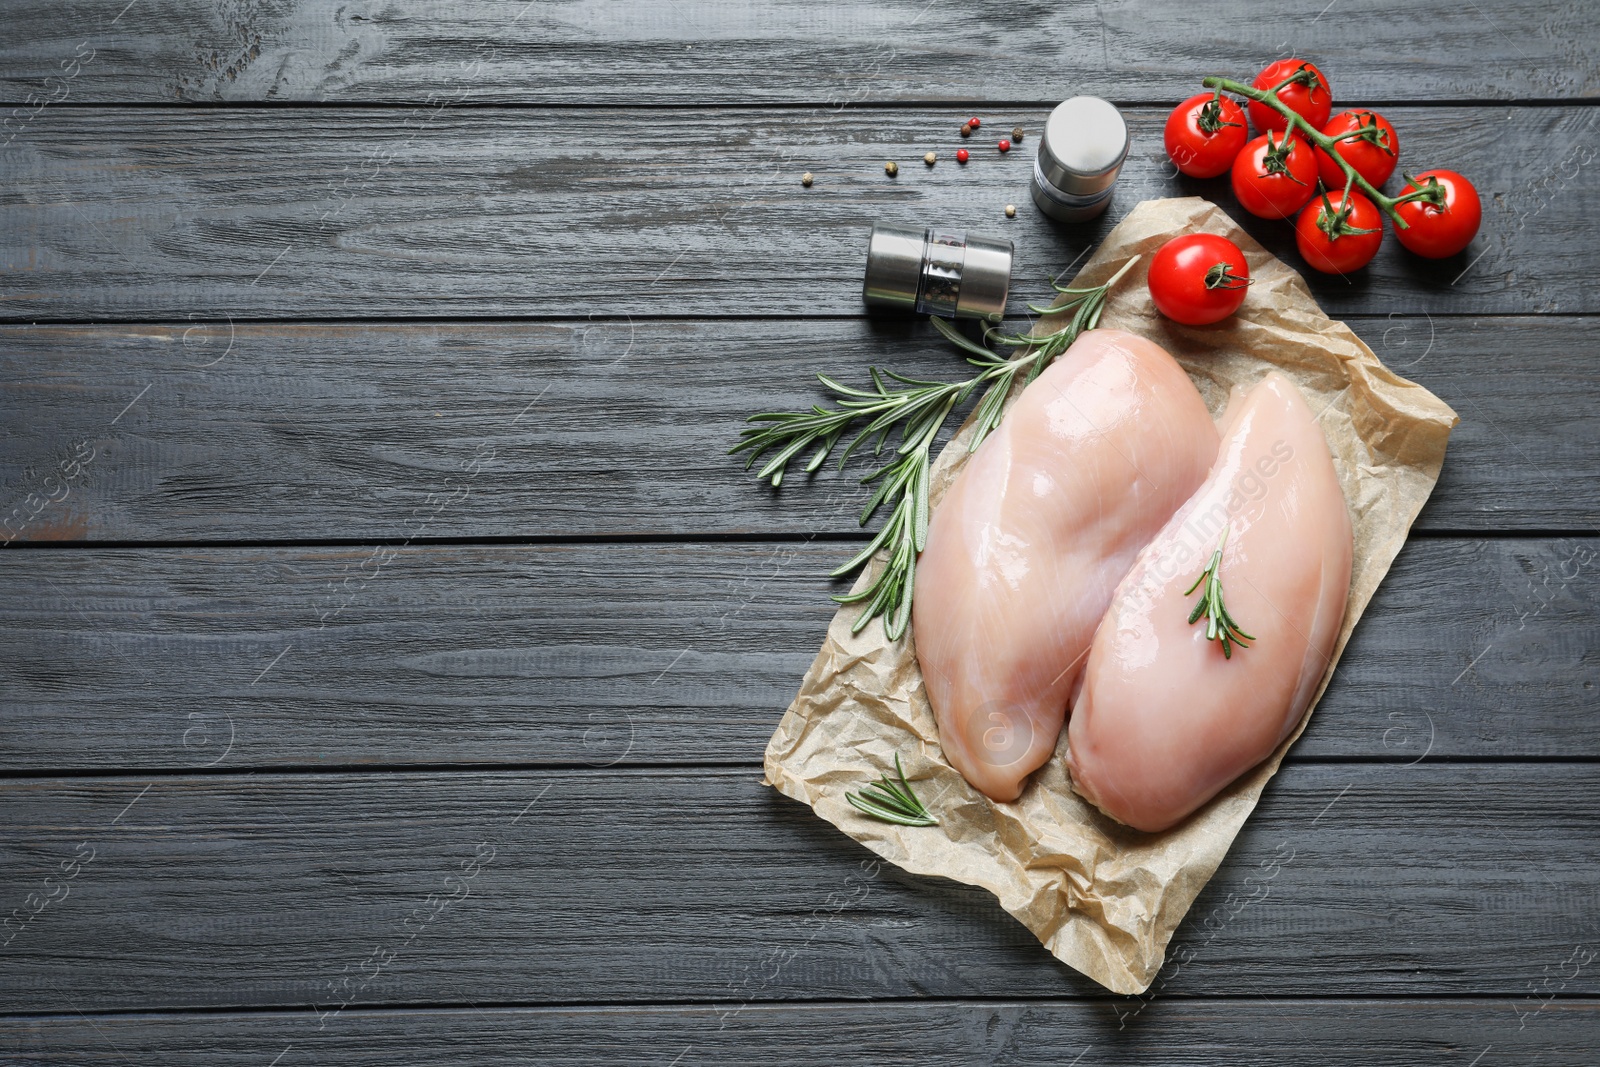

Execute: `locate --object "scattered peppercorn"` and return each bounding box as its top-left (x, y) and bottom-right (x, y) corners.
top-left (1005, 204), bottom-right (1017, 218)
top-left (960, 123), bottom-right (972, 138)
top-left (801, 172), bottom-right (813, 187)
top-left (885, 160), bottom-right (898, 177)
top-left (968, 116), bottom-right (981, 129)
top-left (998, 139), bottom-right (1011, 153)
top-left (924, 151), bottom-right (937, 166)
top-left (956, 148), bottom-right (969, 164)
top-left (1012, 126), bottom-right (1025, 142)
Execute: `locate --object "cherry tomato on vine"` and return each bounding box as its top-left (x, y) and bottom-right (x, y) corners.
top-left (1295, 189), bottom-right (1384, 274)
top-left (1314, 109), bottom-right (1399, 189)
top-left (1164, 93), bottom-right (1250, 178)
top-left (1248, 59), bottom-right (1332, 134)
top-left (1230, 130), bottom-right (1317, 219)
top-left (1147, 233), bottom-right (1252, 325)
top-left (1391, 169), bottom-right (1481, 258)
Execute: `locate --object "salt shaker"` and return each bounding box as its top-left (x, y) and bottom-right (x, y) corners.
top-left (862, 224), bottom-right (1014, 321)
top-left (1029, 96), bottom-right (1130, 223)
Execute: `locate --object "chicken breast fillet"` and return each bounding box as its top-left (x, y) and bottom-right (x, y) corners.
top-left (1067, 371), bottom-right (1354, 832)
top-left (913, 328), bottom-right (1218, 802)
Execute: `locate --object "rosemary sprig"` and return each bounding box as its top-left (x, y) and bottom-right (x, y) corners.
top-left (827, 409), bottom-right (942, 641)
top-left (846, 753), bottom-right (939, 827)
top-left (1184, 527), bottom-right (1255, 659)
top-left (731, 366), bottom-right (972, 489)
top-left (731, 255), bottom-right (1140, 639)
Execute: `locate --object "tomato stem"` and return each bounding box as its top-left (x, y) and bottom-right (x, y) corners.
top-left (1390, 171), bottom-right (1448, 210)
top-left (1329, 111), bottom-right (1395, 155)
top-left (1203, 262), bottom-right (1252, 290)
top-left (1314, 187), bottom-right (1381, 242)
top-left (1259, 129), bottom-right (1309, 185)
top-left (1201, 75), bottom-right (1437, 227)
top-left (1197, 91), bottom-right (1242, 135)
top-left (1270, 65), bottom-right (1321, 96)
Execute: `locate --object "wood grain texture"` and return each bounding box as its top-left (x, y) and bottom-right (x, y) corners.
top-left (0, 764), bottom-right (1595, 1012)
top-left (0, 0), bottom-right (1594, 105)
top-left (0, 538), bottom-right (1594, 771)
top-left (3, 999), bottom-right (1595, 1065)
top-left (0, 1), bottom-right (1595, 1047)
top-left (2, 107), bottom-right (1594, 320)
top-left (1, 317), bottom-right (1594, 543)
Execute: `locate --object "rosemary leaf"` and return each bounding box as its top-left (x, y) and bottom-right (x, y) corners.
top-left (846, 754), bottom-right (939, 827)
top-left (1185, 527), bottom-right (1256, 658)
top-left (929, 314), bottom-right (995, 359)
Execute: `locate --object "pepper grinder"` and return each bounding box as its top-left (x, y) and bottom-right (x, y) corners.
top-left (862, 224), bottom-right (1014, 321)
top-left (1030, 96), bottom-right (1130, 223)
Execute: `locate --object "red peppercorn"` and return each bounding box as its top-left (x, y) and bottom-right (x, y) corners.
top-left (956, 148), bottom-right (969, 163)
top-left (997, 139), bottom-right (1011, 153)
top-left (968, 117), bottom-right (981, 129)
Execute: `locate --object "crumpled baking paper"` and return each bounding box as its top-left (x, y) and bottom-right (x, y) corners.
top-left (762, 197), bottom-right (1459, 994)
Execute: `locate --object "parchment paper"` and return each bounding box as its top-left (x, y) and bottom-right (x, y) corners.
top-left (762, 197), bottom-right (1460, 994)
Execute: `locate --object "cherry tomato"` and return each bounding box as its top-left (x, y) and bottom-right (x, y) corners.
top-left (1294, 189), bottom-right (1384, 274)
top-left (1147, 233), bottom-right (1252, 326)
top-left (1230, 130), bottom-right (1318, 219)
top-left (1391, 169), bottom-right (1481, 258)
top-left (1164, 93), bottom-right (1250, 178)
top-left (1248, 59), bottom-right (1332, 134)
top-left (1314, 110), bottom-right (1399, 189)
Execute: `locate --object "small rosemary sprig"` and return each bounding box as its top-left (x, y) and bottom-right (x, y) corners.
top-left (846, 753), bottom-right (939, 827)
top-left (731, 256), bottom-right (1140, 639)
top-left (1184, 527), bottom-right (1255, 659)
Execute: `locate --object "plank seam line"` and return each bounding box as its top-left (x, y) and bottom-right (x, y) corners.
top-left (0, 755), bottom-right (1595, 783)
top-left (2, 530), bottom-right (1593, 552)
top-left (0, 991), bottom-right (1594, 1023)
top-left (5, 312), bottom-right (1599, 328)
top-left (10, 98), bottom-right (1600, 111)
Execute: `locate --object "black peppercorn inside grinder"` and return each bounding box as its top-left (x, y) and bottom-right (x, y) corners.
top-left (862, 224), bottom-right (1014, 321)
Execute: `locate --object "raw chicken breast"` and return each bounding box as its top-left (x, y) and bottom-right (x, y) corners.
top-left (914, 328), bottom-right (1218, 802)
top-left (1067, 371), bottom-right (1354, 832)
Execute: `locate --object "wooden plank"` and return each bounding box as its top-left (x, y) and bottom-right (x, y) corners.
top-left (0, 764), bottom-right (1594, 1012)
top-left (0, 539), bottom-right (1594, 771)
top-left (1, 107), bottom-right (1592, 320)
top-left (0, 1), bottom-right (1593, 105)
top-left (2, 999), bottom-right (1595, 1065)
top-left (1, 317), bottom-right (1593, 543)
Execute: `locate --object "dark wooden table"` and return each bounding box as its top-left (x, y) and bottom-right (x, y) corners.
top-left (1, 3), bottom-right (1596, 1063)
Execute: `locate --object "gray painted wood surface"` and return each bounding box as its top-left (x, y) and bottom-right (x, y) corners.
top-left (3, 1000), bottom-right (1596, 1066)
top-left (0, 764), bottom-right (1595, 1012)
top-left (2, 107), bottom-right (1593, 320)
top-left (2, 1), bottom-right (1596, 1060)
top-left (1, 316), bottom-right (1595, 543)
top-left (0, 0), bottom-right (1593, 104)
top-left (0, 538), bottom-right (1593, 770)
